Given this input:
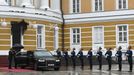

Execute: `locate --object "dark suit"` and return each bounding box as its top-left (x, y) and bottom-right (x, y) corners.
top-left (8, 50), bottom-right (17, 69)
top-left (97, 50), bottom-right (102, 70)
top-left (77, 50), bottom-right (84, 68)
top-left (56, 50), bottom-right (61, 59)
top-left (126, 50), bottom-right (133, 71)
top-left (63, 51), bottom-right (69, 66)
top-left (87, 50), bottom-right (93, 70)
top-left (71, 50), bottom-right (76, 68)
top-left (115, 50), bottom-right (122, 71)
top-left (105, 50), bottom-right (112, 70)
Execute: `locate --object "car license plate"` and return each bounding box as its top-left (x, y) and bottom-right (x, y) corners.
top-left (48, 64), bottom-right (54, 66)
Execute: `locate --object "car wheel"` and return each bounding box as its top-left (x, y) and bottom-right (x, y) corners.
top-left (54, 67), bottom-right (60, 71)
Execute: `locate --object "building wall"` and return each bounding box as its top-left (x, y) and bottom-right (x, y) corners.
top-left (0, 18), bottom-right (62, 52)
top-left (62, 0), bottom-right (69, 14)
top-left (62, 0), bottom-right (134, 14)
top-left (128, 0), bottom-right (134, 9)
top-left (64, 20), bottom-right (134, 50)
top-left (104, 0), bottom-right (115, 11)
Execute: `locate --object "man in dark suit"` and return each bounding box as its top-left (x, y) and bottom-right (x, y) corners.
top-left (63, 49), bottom-right (69, 67)
top-left (105, 48), bottom-right (112, 71)
top-left (71, 48), bottom-right (76, 69)
top-left (56, 48), bottom-right (62, 59)
top-left (115, 46), bottom-right (122, 71)
top-left (8, 48), bottom-right (17, 69)
top-left (77, 48), bottom-right (84, 69)
top-left (87, 48), bottom-right (93, 70)
top-left (96, 47), bottom-right (103, 70)
top-left (126, 46), bottom-right (133, 72)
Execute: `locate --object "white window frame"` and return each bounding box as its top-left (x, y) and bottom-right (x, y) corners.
top-left (92, 0), bottom-right (104, 12)
top-left (10, 34), bottom-right (23, 47)
top-left (92, 26), bottom-right (104, 50)
top-left (69, 0), bottom-right (81, 13)
top-left (116, 0), bottom-right (128, 10)
top-left (70, 28), bottom-right (81, 45)
top-left (116, 24), bottom-right (129, 44)
top-left (36, 24), bottom-right (45, 50)
top-left (92, 26), bottom-right (104, 44)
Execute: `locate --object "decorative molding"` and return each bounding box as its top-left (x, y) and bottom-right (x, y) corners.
top-left (64, 9), bottom-right (134, 24)
top-left (0, 6), bottom-right (62, 23)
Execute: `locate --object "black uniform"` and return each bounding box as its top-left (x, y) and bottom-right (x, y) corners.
top-left (96, 50), bottom-right (102, 70)
top-left (63, 51), bottom-right (69, 67)
top-left (77, 50), bottom-right (84, 68)
top-left (126, 50), bottom-right (133, 72)
top-left (115, 50), bottom-right (122, 71)
top-left (71, 50), bottom-right (76, 68)
top-left (8, 50), bottom-right (17, 69)
top-left (105, 50), bottom-right (112, 70)
top-left (56, 50), bottom-right (61, 59)
top-left (87, 50), bottom-right (93, 70)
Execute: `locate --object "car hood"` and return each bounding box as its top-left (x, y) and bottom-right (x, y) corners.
top-left (36, 57), bottom-right (56, 60)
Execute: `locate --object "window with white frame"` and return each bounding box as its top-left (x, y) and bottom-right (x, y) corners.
top-left (72, 0), bottom-right (80, 13)
top-left (117, 25), bottom-right (128, 43)
top-left (72, 28), bottom-right (80, 44)
top-left (6, 0), bottom-right (11, 6)
top-left (93, 0), bottom-right (103, 12)
top-left (93, 26), bottom-right (103, 44)
top-left (37, 25), bottom-right (44, 49)
top-left (117, 0), bottom-right (128, 9)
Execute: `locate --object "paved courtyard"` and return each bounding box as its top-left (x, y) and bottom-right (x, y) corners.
top-left (0, 64), bottom-right (134, 75)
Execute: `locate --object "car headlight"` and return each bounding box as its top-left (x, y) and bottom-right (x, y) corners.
top-left (38, 59), bottom-right (45, 62)
top-left (56, 60), bottom-right (60, 62)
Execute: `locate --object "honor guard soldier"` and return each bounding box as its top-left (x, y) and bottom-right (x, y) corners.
top-left (105, 48), bottom-right (112, 71)
top-left (115, 46), bottom-right (122, 71)
top-left (96, 47), bottom-right (103, 70)
top-left (71, 48), bottom-right (76, 69)
top-left (56, 48), bottom-right (62, 59)
top-left (77, 48), bottom-right (84, 69)
top-left (8, 48), bottom-right (17, 69)
top-left (63, 49), bottom-right (69, 67)
top-left (87, 48), bottom-right (93, 70)
top-left (126, 46), bottom-right (133, 72)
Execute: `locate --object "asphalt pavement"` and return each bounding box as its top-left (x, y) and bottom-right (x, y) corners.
top-left (0, 64), bottom-right (134, 75)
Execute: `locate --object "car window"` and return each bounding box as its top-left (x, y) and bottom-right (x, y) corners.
top-left (34, 51), bottom-right (52, 57)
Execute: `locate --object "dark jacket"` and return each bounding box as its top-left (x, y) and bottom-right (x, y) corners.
top-left (97, 50), bottom-right (102, 60)
top-left (71, 50), bottom-right (75, 58)
top-left (105, 50), bottom-right (112, 60)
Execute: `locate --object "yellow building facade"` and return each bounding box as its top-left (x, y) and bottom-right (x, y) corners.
top-left (62, 0), bottom-right (134, 53)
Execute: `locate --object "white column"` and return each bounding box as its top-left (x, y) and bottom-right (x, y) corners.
top-left (51, 0), bottom-right (60, 12)
top-left (20, 0), bottom-right (34, 8)
top-left (0, 0), bottom-right (8, 5)
top-left (54, 25), bottom-right (59, 50)
top-left (40, 0), bottom-right (49, 10)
